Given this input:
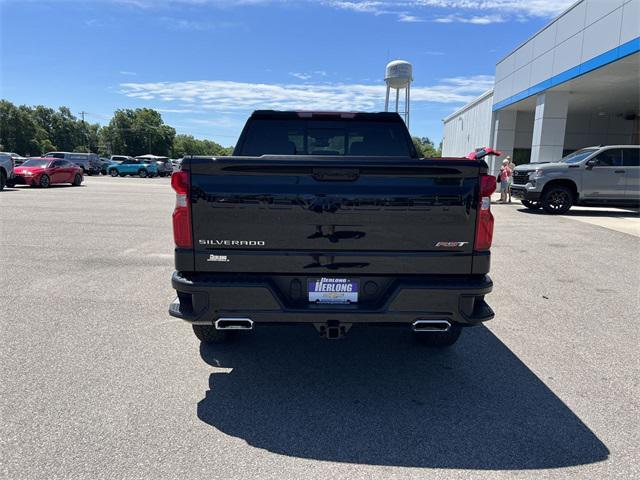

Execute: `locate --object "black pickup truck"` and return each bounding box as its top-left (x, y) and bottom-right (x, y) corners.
top-left (169, 111), bottom-right (496, 347)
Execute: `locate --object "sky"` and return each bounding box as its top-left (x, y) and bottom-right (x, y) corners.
top-left (0, 0), bottom-right (576, 147)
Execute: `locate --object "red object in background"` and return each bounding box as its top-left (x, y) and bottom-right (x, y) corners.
top-left (12, 158), bottom-right (83, 187)
top-left (466, 147), bottom-right (502, 160)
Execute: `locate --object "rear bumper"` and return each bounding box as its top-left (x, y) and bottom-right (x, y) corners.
top-left (169, 271), bottom-right (494, 326)
top-left (511, 185), bottom-right (541, 201)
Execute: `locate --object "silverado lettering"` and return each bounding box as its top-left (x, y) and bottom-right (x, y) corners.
top-left (199, 240), bottom-right (266, 246)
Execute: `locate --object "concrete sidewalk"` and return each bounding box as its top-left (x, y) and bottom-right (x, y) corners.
top-left (490, 192), bottom-right (640, 237)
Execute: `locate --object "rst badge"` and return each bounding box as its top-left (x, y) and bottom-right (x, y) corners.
top-left (435, 241), bottom-right (469, 247)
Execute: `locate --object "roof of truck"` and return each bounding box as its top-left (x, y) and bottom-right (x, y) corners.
top-left (250, 110), bottom-right (404, 121)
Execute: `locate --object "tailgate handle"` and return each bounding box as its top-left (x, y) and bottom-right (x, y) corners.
top-left (313, 168), bottom-right (359, 182)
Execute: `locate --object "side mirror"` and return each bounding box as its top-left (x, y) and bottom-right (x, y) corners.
top-left (585, 159), bottom-right (598, 169)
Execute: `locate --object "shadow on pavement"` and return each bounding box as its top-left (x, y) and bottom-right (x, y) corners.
top-left (517, 207), bottom-right (639, 218)
top-left (197, 325), bottom-right (609, 470)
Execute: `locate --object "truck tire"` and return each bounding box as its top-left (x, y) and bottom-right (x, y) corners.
top-left (414, 322), bottom-right (462, 347)
top-left (541, 186), bottom-right (573, 214)
top-left (521, 200), bottom-right (541, 210)
top-left (192, 325), bottom-right (233, 344)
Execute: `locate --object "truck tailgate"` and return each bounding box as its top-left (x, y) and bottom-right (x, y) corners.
top-left (187, 156), bottom-right (484, 275)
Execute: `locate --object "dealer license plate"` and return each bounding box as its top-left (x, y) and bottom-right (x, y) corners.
top-left (308, 278), bottom-right (359, 304)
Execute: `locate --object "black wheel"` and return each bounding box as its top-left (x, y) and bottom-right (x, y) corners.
top-left (521, 200), bottom-right (541, 210)
top-left (138, 169), bottom-right (148, 178)
top-left (72, 174), bottom-right (82, 186)
top-left (39, 174), bottom-right (50, 188)
top-left (414, 322), bottom-right (462, 347)
top-left (109, 169), bottom-right (119, 177)
top-left (0, 170), bottom-right (5, 191)
top-left (192, 325), bottom-right (234, 344)
top-left (541, 186), bottom-right (573, 214)
top-left (101, 169), bottom-right (107, 175)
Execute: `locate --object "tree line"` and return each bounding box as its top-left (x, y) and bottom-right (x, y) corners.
top-left (1, 99), bottom-right (440, 159)
top-left (0, 100), bottom-right (233, 158)
top-left (412, 136), bottom-right (442, 158)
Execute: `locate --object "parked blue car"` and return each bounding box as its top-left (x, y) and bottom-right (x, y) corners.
top-left (107, 158), bottom-right (158, 178)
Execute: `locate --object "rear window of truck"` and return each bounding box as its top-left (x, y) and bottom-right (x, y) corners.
top-left (237, 119), bottom-right (414, 157)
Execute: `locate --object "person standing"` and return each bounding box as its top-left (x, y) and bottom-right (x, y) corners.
top-left (506, 156), bottom-right (516, 203)
top-left (499, 158), bottom-right (512, 203)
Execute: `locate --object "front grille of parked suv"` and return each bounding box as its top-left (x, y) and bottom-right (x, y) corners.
top-left (513, 172), bottom-right (529, 185)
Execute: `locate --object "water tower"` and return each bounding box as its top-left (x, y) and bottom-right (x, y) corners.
top-left (384, 60), bottom-right (413, 128)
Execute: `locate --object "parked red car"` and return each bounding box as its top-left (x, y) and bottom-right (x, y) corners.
top-left (12, 158), bottom-right (83, 188)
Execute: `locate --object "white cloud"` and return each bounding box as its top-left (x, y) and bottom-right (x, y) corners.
top-left (119, 76), bottom-right (494, 113)
top-left (398, 13), bottom-right (424, 22)
top-left (329, 0), bottom-right (574, 21)
top-left (412, 0), bottom-right (574, 17)
top-left (289, 72), bottom-right (312, 80)
top-left (156, 16), bottom-right (241, 30)
top-left (21, 0), bottom-right (574, 24)
top-left (119, 70), bottom-right (137, 76)
top-left (435, 14), bottom-right (505, 24)
top-left (157, 108), bottom-right (198, 113)
top-left (324, 1), bottom-right (387, 14)
top-left (289, 70), bottom-right (329, 80)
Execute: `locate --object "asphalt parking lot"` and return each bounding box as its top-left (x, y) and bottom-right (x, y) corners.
top-left (1, 176), bottom-right (639, 480)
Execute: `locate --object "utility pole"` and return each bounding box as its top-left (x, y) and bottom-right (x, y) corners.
top-left (79, 111), bottom-right (88, 152)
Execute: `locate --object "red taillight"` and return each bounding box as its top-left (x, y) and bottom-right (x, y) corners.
top-left (171, 171), bottom-right (192, 248)
top-left (474, 174), bottom-right (496, 251)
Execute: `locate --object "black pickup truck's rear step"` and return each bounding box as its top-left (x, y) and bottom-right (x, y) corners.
top-left (170, 271), bottom-right (494, 326)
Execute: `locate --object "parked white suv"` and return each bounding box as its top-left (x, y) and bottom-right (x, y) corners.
top-left (512, 145), bottom-right (640, 214)
top-left (0, 153), bottom-right (14, 191)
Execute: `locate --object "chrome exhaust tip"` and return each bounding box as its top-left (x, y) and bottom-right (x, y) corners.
top-left (412, 319), bottom-right (451, 332)
top-left (215, 318), bottom-right (254, 330)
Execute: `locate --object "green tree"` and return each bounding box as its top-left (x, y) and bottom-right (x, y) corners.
top-left (101, 108), bottom-right (175, 156)
top-left (0, 101), bottom-right (41, 155)
top-left (412, 136), bottom-right (441, 158)
top-left (171, 134), bottom-right (232, 157)
top-left (39, 139), bottom-right (57, 153)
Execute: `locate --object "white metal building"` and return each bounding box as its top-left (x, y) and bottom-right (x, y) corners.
top-left (442, 0), bottom-right (640, 175)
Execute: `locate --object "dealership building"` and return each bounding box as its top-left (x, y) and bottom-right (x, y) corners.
top-left (442, 0), bottom-right (639, 174)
